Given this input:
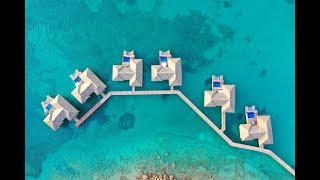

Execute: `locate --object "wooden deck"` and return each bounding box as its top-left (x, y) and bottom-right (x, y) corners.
top-left (221, 112), bottom-right (226, 132)
top-left (73, 90), bottom-right (295, 176)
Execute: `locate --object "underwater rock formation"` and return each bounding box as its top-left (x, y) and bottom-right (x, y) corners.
top-left (118, 112), bottom-right (136, 130)
top-left (259, 68), bottom-right (268, 77)
top-left (224, 0), bottom-right (233, 8)
top-left (217, 24), bottom-right (235, 41)
top-left (245, 35), bottom-right (252, 43)
top-left (136, 168), bottom-right (176, 180)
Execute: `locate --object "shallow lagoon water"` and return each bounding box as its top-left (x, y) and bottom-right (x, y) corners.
top-left (26, 0), bottom-right (294, 178)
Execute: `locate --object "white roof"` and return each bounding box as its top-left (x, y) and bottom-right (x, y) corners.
top-left (221, 85), bottom-right (235, 113)
top-left (168, 58), bottom-right (182, 86)
top-left (129, 59), bottom-right (143, 86)
top-left (257, 115), bottom-right (273, 145)
top-left (151, 65), bottom-right (163, 81)
top-left (112, 59), bottom-right (143, 87)
top-left (239, 124), bottom-right (253, 141)
top-left (211, 93), bottom-right (229, 106)
top-left (112, 65), bottom-right (124, 81)
top-left (158, 68), bottom-right (174, 79)
top-left (239, 124), bottom-right (266, 141)
top-left (72, 68), bottom-right (106, 103)
top-left (50, 95), bottom-right (79, 120)
top-left (239, 115), bottom-right (273, 146)
top-left (204, 84), bottom-right (235, 113)
top-left (42, 94), bottom-right (79, 131)
top-left (118, 67), bottom-right (134, 80)
top-left (81, 68), bottom-right (106, 94)
top-left (43, 108), bottom-right (65, 131)
top-left (71, 82), bottom-right (93, 104)
top-left (151, 58), bottom-right (182, 86)
top-left (204, 91), bottom-right (215, 107)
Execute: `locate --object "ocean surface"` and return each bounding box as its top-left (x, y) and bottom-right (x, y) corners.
top-left (26, 0), bottom-right (295, 179)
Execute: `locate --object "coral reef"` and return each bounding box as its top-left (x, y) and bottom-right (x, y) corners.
top-left (136, 167), bottom-right (177, 180)
top-left (259, 68), bottom-right (268, 78)
top-left (217, 24), bottom-right (235, 41)
top-left (119, 112), bottom-right (136, 130)
top-left (223, 0), bottom-right (233, 8)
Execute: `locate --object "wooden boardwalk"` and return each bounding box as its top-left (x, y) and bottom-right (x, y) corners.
top-left (221, 112), bottom-right (226, 132)
top-left (73, 90), bottom-right (295, 176)
top-left (74, 92), bottom-right (112, 127)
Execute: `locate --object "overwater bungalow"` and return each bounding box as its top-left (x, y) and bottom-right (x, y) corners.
top-left (151, 50), bottom-right (182, 87)
top-left (239, 105), bottom-right (273, 148)
top-left (112, 50), bottom-right (143, 88)
top-left (204, 75), bottom-right (235, 131)
top-left (70, 68), bottom-right (107, 104)
top-left (41, 95), bottom-right (79, 131)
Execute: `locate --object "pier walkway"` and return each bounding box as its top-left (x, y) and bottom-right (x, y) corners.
top-left (221, 113), bottom-right (226, 132)
top-left (74, 92), bottom-right (112, 127)
top-left (74, 90), bottom-right (295, 176)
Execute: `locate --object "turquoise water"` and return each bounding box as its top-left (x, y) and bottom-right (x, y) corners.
top-left (26, 0), bottom-right (294, 179)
